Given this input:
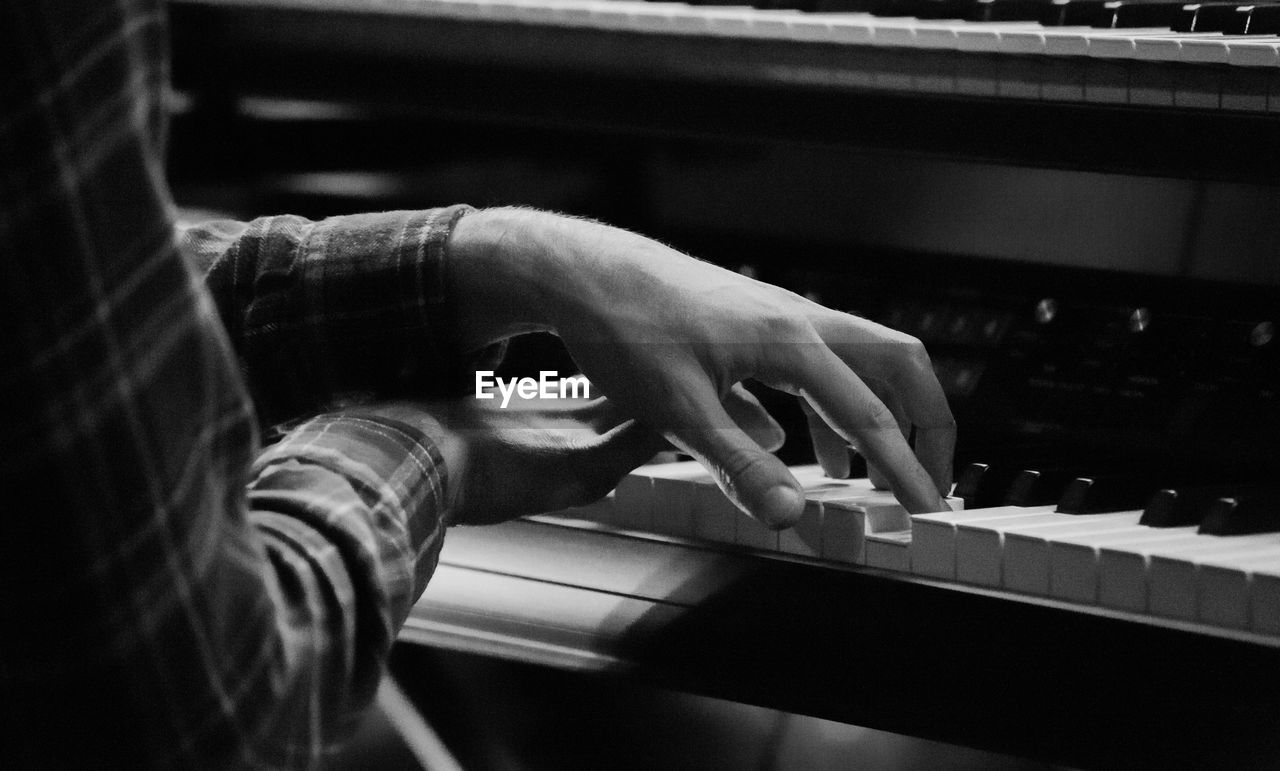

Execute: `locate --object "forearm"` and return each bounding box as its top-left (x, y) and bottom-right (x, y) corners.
top-left (161, 411), bottom-right (453, 765)
top-left (181, 206), bottom-right (487, 426)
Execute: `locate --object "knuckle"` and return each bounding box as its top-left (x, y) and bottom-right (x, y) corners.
top-left (718, 442), bottom-right (770, 487)
top-left (758, 311), bottom-right (808, 342)
top-left (898, 334), bottom-right (931, 367)
top-left (884, 333), bottom-right (934, 384)
top-left (866, 401), bottom-right (899, 433)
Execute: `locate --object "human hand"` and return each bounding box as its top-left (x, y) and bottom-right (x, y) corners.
top-left (363, 397), bottom-right (668, 525)
top-left (449, 209), bottom-right (955, 526)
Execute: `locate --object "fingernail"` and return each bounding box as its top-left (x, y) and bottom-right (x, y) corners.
top-left (761, 485), bottom-right (804, 529)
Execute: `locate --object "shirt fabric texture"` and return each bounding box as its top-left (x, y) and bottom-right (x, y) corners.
top-left (1, 1), bottom-right (480, 765)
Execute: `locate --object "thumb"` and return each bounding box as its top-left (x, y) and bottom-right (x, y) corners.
top-left (564, 419), bottom-right (668, 506)
top-left (668, 388), bottom-right (804, 529)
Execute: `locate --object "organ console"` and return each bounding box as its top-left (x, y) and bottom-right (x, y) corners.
top-left (168, 0), bottom-right (1280, 765)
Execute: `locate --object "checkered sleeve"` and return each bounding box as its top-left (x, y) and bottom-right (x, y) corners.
top-left (1, 1), bottom-right (459, 766)
top-left (180, 206), bottom-right (487, 428)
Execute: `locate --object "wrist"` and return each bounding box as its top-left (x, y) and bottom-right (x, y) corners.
top-left (448, 207), bottom-right (569, 350)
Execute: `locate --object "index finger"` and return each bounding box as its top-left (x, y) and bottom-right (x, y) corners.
top-left (814, 314), bottom-right (956, 496)
top-left (786, 345), bottom-right (945, 514)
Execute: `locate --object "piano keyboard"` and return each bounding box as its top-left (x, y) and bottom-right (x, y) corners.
top-left (175, 0), bottom-right (1280, 116)
top-left (207, 0), bottom-right (1280, 68)
top-left (541, 460), bottom-right (1280, 638)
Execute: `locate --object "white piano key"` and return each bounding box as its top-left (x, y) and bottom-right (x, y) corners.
top-left (999, 28), bottom-right (1049, 56)
top-left (693, 482), bottom-right (738, 544)
top-left (506, 0), bottom-right (561, 23)
top-left (736, 509), bottom-right (780, 551)
top-left (913, 21), bottom-right (965, 51)
top-left (953, 510), bottom-right (1072, 587)
top-left (1197, 550), bottom-right (1280, 630)
top-left (1033, 26), bottom-right (1170, 60)
top-left (786, 13), bottom-right (836, 43)
top-left (584, 0), bottom-right (641, 29)
top-left (867, 17), bottom-right (937, 49)
top-left (1178, 36), bottom-right (1241, 66)
top-left (1048, 526), bottom-right (1199, 604)
top-left (810, 488), bottom-right (900, 563)
top-left (1041, 27), bottom-right (1118, 58)
top-left (821, 498), bottom-right (871, 564)
top-left (718, 465), bottom-right (871, 553)
top-left (1251, 568), bottom-right (1280, 635)
top-left (1148, 537), bottom-right (1280, 622)
top-left (697, 6), bottom-right (756, 37)
top-left (954, 22), bottom-right (1044, 54)
top-left (668, 3), bottom-right (723, 34)
top-left (426, 0), bottom-right (493, 19)
top-left (779, 500), bottom-right (823, 556)
top-left (1226, 38), bottom-right (1280, 68)
top-left (613, 472), bottom-right (655, 530)
top-left (824, 13), bottom-right (877, 45)
top-left (909, 505), bottom-right (1049, 580)
top-left (866, 529), bottom-right (912, 572)
top-left (1001, 512), bottom-right (1145, 596)
top-left (746, 8), bottom-right (796, 39)
top-left (1127, 33), bottom-right (1222, 63)
top-left (646, 461), bottom-right (714, 537)
top-left (625, 2), bottom-right (685, 32)
top-left (1099, 533), bottom-right (1277, 613)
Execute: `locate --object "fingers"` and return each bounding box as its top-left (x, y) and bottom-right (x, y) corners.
top-left (724, 384), bottom-right (786, 453)
top-left (572, 418), bottom-right (670, 502)
top-left (799, 397), bottom-right (850, 479)
top-left (791, 346), bottom-right (945, 514)
top-left (667, 383), bottom-right (804, 528)
top-left (863, 378), bottom-right (911, 491)
top-left (814, 315), bottom-right (956, 497)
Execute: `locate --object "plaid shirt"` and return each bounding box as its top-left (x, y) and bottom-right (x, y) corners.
top-left (1, 2), bottom-right (477, 765)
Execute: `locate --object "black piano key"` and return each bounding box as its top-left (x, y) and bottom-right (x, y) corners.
top-left (757, 0), bottom-right (821, 9)
top-left (1092, 0), bottom-right (1188, 27)
top-left (953, 462), bottom-right (990, 505)
top-left (1004, 468), bottom-right (1078, 507)
top-left (1139, 479), bottom-right (1270, 527)
top-left (1056, 473), bottom-right (1170, 514)
top-left (956, 448), bottom-right (1071, 508)
top-left (955, 462), bottom-right (1029, 509)
top-left (1225, 2), bottom-right (1280, 32)
top-left (1173, 2), bottom-right (1251, 31)
top-left (812, 0), bottom-right (882, 9)
top-left (967, 0), bottom-right (1055, 20)
top-left (1199, 491), bottom-right (1280, 535)
top-left (1142, 486), bottom-right (1235, 527)
top-left (1040, 0), bottom-right (1110, 25)
top-left (872, 0), bottom-right (974, 17)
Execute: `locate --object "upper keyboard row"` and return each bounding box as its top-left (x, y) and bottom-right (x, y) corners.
top-left (309, 0), bottom-right (1280, 67)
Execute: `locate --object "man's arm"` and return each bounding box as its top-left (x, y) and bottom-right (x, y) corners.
top-left (178, 208), bottom-right (503, 428)
top-left (0, 3), bottom-right (467, 765)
